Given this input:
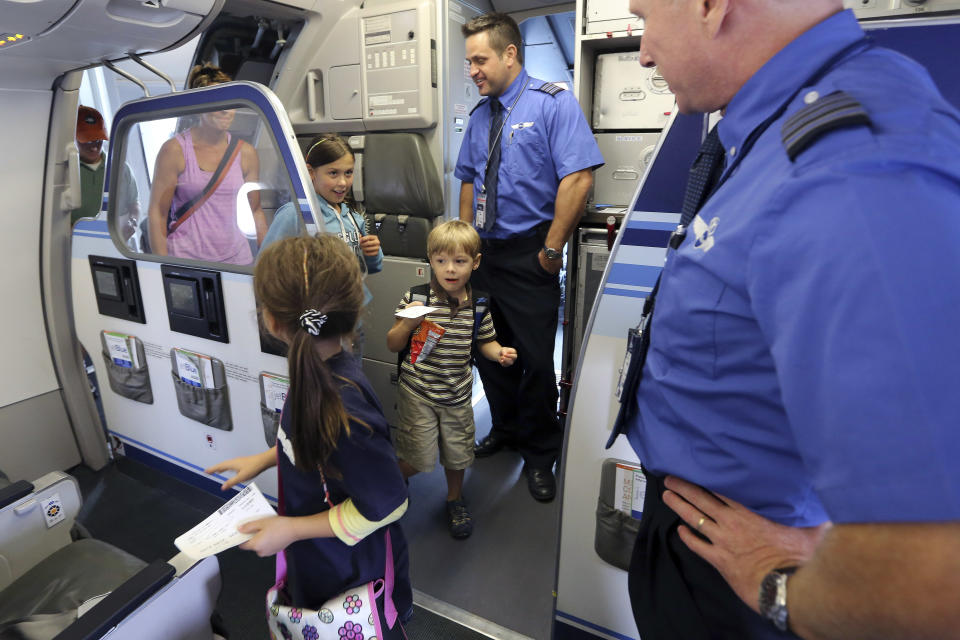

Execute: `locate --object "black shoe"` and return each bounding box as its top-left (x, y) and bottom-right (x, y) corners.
top-left (524, 466), bottom-right (556, 502)
top-left (446, 499), bottom-right (474, 539)
top-left (474, 433), bottom-right (507, 458)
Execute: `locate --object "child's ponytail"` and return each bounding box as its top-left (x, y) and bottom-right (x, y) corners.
top-left (254, 235), bottom-right (365, 474)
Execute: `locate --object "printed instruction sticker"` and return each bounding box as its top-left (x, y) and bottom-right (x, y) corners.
top-left (42, 494), bottom-right (66, 528)
top-left (174, 483), bottom-right (277, 560)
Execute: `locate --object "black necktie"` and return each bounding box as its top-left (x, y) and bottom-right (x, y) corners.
top-left (609, 124), bottom-right (728, 443)
top-left (483, 100), bottom-right (504, 232)
top-left (680, 125), bottom-right (726, 227)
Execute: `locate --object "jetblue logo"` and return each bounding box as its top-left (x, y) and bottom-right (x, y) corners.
top-left (692, 215), bottom-right (720, 253)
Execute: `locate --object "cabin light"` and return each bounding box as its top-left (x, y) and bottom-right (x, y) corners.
top-left (0, 33), bottom-right (28, 46)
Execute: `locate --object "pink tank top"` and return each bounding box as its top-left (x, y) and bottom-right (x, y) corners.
top-left (167, 130), bottom-right (253, 265)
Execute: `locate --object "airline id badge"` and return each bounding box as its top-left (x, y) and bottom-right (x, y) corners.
top-left (475, 191), bottom-right (487, 228)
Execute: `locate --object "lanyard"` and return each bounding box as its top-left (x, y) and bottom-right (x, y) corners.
top-left (321, 198), bottom-right (367, 274)
top-left (481, 80), bottom-right (530, 193)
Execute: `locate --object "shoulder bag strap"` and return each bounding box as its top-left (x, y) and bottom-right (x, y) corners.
top-left (168, 135), bottom-right (242, 235)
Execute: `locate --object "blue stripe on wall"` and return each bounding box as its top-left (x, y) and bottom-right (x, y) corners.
top-left (621, 228), bottom-right (672, 248)
top-left (626, 219), bottom-right (676, 231)
top-left (110, 431), bottom-right (278, 503)
top-left (75, 219), bottom-right (109, 232)
top-left (554, 612), bottom-right (638, 640)
top-left (607, 263), bottom-right (661, 289)
top-left (603, 287), bottom-right (652, 300)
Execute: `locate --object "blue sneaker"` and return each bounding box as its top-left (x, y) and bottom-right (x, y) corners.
top-left (445, 499), bottom-right (473, 539)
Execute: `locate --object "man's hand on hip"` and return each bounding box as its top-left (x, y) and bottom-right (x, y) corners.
top-left (538, 249), bottom-right (562, 275)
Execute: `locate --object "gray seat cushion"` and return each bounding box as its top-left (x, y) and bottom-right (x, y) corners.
top-left (0, 538), bottom-right (146, 632)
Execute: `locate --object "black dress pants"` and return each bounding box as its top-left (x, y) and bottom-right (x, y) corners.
top-left (470, 226), bottom-right (562, 470)
top-left (629, 471), bottom-right (800, 640)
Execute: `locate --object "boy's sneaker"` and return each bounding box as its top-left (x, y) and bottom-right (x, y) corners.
top-left (446, 499), bottom-right (473, 539)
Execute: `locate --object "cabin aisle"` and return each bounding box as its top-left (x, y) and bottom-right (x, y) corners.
top-left (401, 382), bottom-right (560, 640)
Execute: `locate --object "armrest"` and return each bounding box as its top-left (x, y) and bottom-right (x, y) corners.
top-left (53, 560), bottom-right (175, 640)
top-left (0, 480), bottom-right (33, 509)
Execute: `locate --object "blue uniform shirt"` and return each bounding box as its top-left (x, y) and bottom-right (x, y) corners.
top-left (628, 10), bottom-right (960, 526)
top-left (454, 69), bottom-right (604, 239)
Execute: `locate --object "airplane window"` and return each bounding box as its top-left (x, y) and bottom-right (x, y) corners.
top-left (111, 103), bottom-right (297, 269)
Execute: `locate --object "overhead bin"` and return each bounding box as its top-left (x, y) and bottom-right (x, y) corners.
top-left (0, 0), bottom-right (224, 87)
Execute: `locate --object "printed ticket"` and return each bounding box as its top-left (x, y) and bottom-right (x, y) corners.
top-left (174, 483), bottom-right (276, 559)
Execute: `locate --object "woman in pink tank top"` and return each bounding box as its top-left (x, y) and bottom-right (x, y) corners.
top-left (146, 64), bottom-right (267, 265)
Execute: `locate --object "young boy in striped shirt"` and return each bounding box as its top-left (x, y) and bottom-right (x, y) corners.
top-left (387, 220), bottom-right (517, 538)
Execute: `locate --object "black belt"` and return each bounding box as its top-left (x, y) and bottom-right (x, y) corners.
top-left (480, 223), bottom-right (547, 251)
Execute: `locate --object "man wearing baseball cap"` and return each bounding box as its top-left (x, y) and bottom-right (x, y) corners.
top-left (72, 105), bottom-right (140, 249)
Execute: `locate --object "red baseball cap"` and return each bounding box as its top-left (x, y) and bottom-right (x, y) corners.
top-left (77, 106), bottom-right (109, 143)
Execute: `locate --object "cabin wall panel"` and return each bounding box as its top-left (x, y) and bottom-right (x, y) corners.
top-left (0, 390), bottom-right (80, 481)
top-left (0, 89), bottom-right (61, 407)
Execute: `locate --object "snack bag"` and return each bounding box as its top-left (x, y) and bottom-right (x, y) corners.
top-left (410, 319), bottom-right (445, 365)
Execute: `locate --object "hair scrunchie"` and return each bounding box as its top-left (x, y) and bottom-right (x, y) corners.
top-left (299, 309), bottom-right (328, 336)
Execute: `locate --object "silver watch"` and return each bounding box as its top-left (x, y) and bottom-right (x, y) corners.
top-left (758, 569), bottom-right (791, 632)
top-left (542, 246), bottom-right (562, 260)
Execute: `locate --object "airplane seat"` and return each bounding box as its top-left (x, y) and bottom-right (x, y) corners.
top-left (0, 470), bottom-right (221, 639)
top-left (234, 60), bottom-right (274, 86)
top-left (359, 132), bottom-right (444, 259)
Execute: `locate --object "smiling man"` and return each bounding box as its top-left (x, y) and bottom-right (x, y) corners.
top-left (72, 106), bottom-right (140, 245)
top-left (605, 1), bottom-right (960, 639)
top-left (455, 13), bottom-right (603, 502)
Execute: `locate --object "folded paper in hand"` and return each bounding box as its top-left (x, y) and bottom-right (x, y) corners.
top-left (395, 305), bottom-right (439, 319)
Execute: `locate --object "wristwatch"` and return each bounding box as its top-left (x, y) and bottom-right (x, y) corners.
top-left (758, 569), bottom-right (793, 631)
top-left (542, 246), bottom-right (562, 260)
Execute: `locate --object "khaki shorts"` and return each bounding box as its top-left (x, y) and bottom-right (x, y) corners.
top-left (394, 385), bottom-right (475, 473)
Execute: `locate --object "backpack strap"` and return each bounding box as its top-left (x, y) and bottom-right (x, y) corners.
top-left (397, 284), bottom-right (433, 379)
top-left (470, 288), bottom-right (490, 363)
top-left (168, 135), bottom-right (242, 234)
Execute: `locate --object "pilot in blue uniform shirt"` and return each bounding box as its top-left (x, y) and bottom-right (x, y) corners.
top-left (454, 13), bottom-right (602, 502)
top-left (630, 9), bottom-right (960, 529)
top-left (455, 67), bottom-right (603, 239)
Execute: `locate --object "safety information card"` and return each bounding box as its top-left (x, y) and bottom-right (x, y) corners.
top-left (261, 372), bottom-right (289, 414)
top-left (174, 483), bottom-right (276, 559)
top-left (174, 348), bottom-right (214, 388)
top-left (615, 462), bottom-right (645, 520)
top-left (104, 331), bottom-right (139, 368)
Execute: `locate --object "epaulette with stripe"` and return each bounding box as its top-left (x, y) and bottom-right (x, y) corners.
top-left (535, 81), bottom-right (565, 96)
top-left (781, 90), bottom-right (871, 161)
top-left (469, 98), bottom-right (490, 115)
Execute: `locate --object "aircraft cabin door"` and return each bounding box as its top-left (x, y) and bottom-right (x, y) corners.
top-left (70, 81), bottom-right (319, 501)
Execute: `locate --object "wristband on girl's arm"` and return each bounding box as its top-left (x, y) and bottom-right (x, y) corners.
top-left (328, 498), bottom-right (408, 546)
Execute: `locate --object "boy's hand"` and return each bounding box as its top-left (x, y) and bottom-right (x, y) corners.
top-left (397, 301), bottom-right (424, 330)
top-left (359, 234), bottom-right (381, 256)
top-left (237, 516), bottom-right (295, 557)
top-left (498, 347), bottom-right (518, 367)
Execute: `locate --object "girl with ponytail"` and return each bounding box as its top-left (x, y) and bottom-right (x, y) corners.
top-left (205, 234), bottom-right (411, 634)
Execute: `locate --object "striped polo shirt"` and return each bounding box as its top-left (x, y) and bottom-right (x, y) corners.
top-left (395, 286), bottom-right (496, 406)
